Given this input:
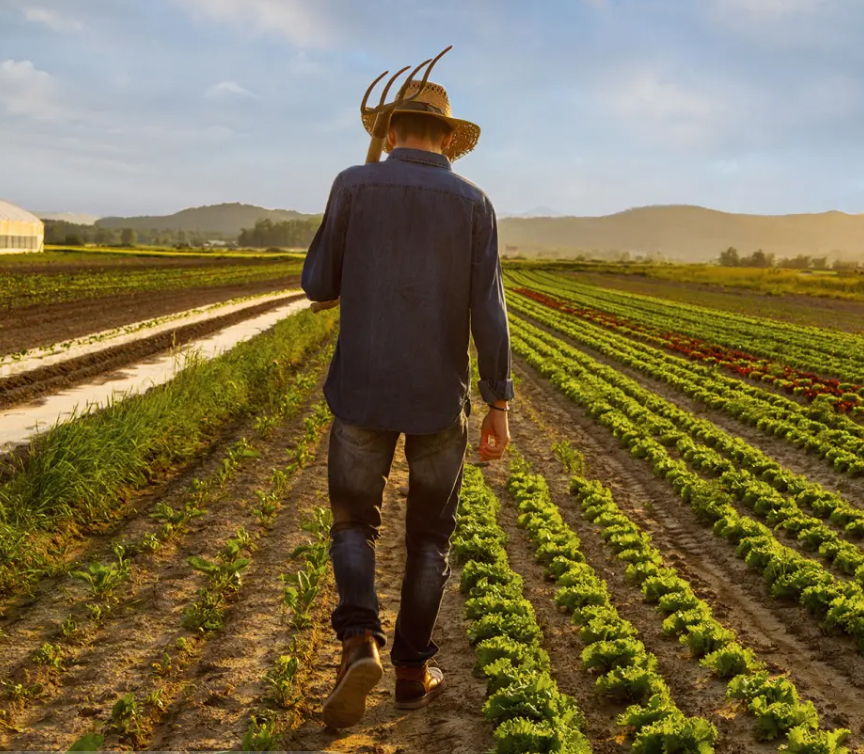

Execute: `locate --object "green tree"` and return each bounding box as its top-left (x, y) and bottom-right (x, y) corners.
top-left (718, 247), bottom-right (740, 267)
top-left (778, 255), bottom-right (811, 269)
top-left (120, 228), bottom-right (137, 245)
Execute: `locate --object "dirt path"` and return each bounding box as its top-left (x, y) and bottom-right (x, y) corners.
top-left (284, 440), bottom-right (493, 754)
top-left (0, 277), bottom-right (300, 357)
top-left (511, 359), bottom-right (864, 743)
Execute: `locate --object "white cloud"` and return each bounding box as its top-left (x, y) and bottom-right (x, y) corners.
top-left (0, 60), bottom-right (66, 120)
top-left (22, 6), bottom-right (87, 33)
top-left (596, 69), bottom-right (727, 149)
top-left (605, 72), bottom-right (720, 121)
top-left (714, 0), bottom-right (830, 16)
top-left (175, 0), bottom-right (332, 47)
top-left (204, 80), bottom-right (256, 99)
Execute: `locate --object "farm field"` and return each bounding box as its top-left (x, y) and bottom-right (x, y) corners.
top-left (572, 272), bottom-right (864, 333)
top-left (512, 261), bottom-right (864, 303)
top-left (2, 268), bottom-right (864, 752)
top-left (0, 250), bottom-right (303, 356)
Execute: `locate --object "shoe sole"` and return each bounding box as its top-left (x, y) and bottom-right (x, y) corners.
top-left (393, 676), bottom-right (446, 710)
top-left (322, 657), bottom-right (384, 729)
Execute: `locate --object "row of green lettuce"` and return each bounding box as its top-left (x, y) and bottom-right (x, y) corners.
top-left (509, 317), bottom-right (864, 652)
top-left (503, 456), bottom-right (718, 752)
top-left (453, 464), bottom-right (593, 754)
top-left (509, 290), bottom-right (864, 475)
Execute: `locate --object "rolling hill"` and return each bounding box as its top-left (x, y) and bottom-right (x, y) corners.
top-left (498, 205), bottom-right (864, 262)
top-left (96, 203), bottom-right (317, 236)
top-left (89, 202), bottom-right (864, 261)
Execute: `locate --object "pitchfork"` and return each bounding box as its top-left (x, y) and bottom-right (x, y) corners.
top-left (309, 46), bottom-right (452, 313)
top-left (361, 45), bottom-right (453, 164)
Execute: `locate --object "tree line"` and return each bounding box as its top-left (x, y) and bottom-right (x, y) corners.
top-left (44, 220), bottom-right (230, 248)
top-left (717, 246), bottom-right (861, 271)
top-left (237, 218), bottom-right (321, 248)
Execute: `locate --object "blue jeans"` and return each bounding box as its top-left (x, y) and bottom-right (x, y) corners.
top-left (327, 413), bottom-right (468, 667)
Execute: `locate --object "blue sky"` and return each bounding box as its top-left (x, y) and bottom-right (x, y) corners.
top-left (1, 0), bottom-right (863, 218)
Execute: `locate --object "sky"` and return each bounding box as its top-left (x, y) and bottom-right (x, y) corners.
top-left (2, 0), bottom-right (864, 218)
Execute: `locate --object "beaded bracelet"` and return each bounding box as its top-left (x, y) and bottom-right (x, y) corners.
top-left (488, 404), bottom-right (510, 412)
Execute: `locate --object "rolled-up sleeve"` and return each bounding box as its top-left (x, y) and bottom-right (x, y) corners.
top-left (470, 198), bottom-right (515, 405)
top-left (302, 174), bottom-right (350, 302)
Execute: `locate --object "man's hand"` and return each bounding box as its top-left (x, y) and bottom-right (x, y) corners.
top-left (479, 401), bottom-right (510, 461)
top-left (310, 298), bottom-right (340, 314)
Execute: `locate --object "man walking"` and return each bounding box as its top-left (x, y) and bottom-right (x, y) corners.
top-left (302, 77), bottom-right (513, 729)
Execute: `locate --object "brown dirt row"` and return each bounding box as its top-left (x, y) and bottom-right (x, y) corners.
top-left (0, 293), bottom-right (304, 410)
top-left (284, 440), bottom-right (493, 754)
top-left (0, 276), bottom-right (301, 357)
top-left (511, 359), bottom-right (864, 745)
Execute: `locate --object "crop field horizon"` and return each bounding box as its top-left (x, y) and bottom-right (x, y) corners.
top-left (1, 260), bottom-right (864, 752)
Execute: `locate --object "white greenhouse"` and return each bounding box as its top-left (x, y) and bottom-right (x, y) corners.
top-left (0, 199), bottom-right (44, 254)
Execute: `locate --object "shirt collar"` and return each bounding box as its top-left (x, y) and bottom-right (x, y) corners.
top-left (387, 147), bottom-right (452, 171)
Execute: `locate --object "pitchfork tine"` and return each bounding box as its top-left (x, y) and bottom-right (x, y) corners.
top-left (361, 70), bottom-right (389, 113)
top-left (396, 57), bottom-right (433, 101)
top-left (398, 45), bottom-right (453, 102)
top-left (378, 65), bottom-right (412, 109)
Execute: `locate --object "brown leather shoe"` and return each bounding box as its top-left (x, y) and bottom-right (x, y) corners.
top-left (322, 631), bottom-right (384, 729)
top-left (394, 663), bottom-right (445, 710)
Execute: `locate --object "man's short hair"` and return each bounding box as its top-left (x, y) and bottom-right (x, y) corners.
top-left (390, 112), bottom-right (454, 143)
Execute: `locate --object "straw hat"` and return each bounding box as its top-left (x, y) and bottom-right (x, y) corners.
top-left (361, 79), bottom-right (480, 162)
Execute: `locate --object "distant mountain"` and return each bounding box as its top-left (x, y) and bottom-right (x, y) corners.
top-left (503, 206), bottom-right (565, 219)
top-left (37, 212), bottom-right (100, 226)
top-left (96, 203), bottom-right (317, 236)
top-left (498, 205), bottom-right (864, 262)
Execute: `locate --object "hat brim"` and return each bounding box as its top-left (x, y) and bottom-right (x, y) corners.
top-left (361, 109), bottom-right (480, 162)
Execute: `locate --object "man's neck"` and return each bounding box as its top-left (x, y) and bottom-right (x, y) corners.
top-left (392, 138), bottom-right (442, 154)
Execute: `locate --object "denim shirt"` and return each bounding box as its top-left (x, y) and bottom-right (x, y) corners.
top-left (302, 147), bottom-right (514, 435)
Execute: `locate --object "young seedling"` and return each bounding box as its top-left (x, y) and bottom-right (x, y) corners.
top-left (145, 688), bottom-right (165, 710)
top-left (242, 713), bottom-right (279, 752)
top-left (253, 490), bottom-right (280, 527)
top-left (152, 652), bottom-right (172, 677)
top-left (108, 692), bottom-right (139, 736)
top-left (72, 558), bottom-right (130, 602)
top-left (552, 440), bottom-right (586, 476)
top-left (61, 615), bottom-right (79, 642)
top-left (264, 654), bottom-right (300, 708)
top-left (32, 643), bottom-right (63, 671)
top-left (3, 679), bottom-right (43, 703)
